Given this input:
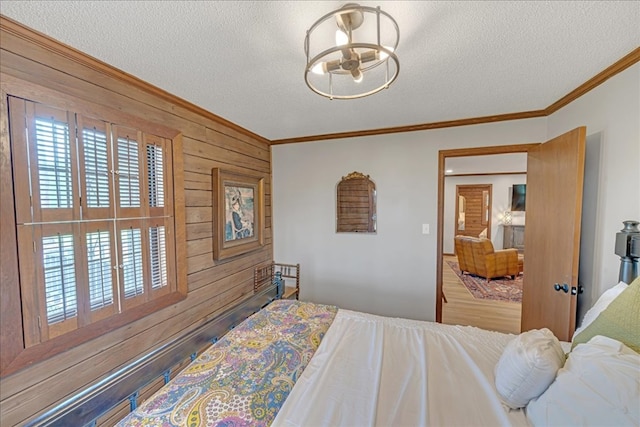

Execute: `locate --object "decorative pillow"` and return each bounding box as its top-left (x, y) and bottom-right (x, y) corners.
top-left (572, 281), bottom-right (628, 340)
top-left (494, 328), bottom-right (566, 409)
top-left (571, 276), bottom-right (640, 352)
top-left (527, 335), bottom-right (640, 426)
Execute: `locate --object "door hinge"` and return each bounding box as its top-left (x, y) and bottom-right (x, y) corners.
top-left (33, 240), bottom-right (36, 253)
top-left (37, 316), bottom-right (42, 329)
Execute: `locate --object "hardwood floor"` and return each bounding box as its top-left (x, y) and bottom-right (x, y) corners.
top-left (442, 255), bottom-right (522, 334)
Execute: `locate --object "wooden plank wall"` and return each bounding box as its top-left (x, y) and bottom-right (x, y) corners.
top-left (0, 17), bottom-right (273, 425)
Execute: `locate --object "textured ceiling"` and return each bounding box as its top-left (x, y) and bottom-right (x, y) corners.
top-left (1, 1), bottom-right (639, 141)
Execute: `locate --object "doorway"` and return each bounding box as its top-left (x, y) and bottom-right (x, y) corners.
top-left (436, 144), bottom-right (538, 329)
top-left (454, 184), bottom-right (492, 241)
top-left (444, 162), bottom-right (525, 333)
top-left (436, 129), bottom-right (586, 341)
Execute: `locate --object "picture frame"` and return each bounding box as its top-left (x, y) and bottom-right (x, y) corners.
top-left (212, 168), bottom-right (264, 260)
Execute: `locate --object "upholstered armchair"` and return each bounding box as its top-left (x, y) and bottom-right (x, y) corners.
top-left (454, 235), bottom-right (520, 281)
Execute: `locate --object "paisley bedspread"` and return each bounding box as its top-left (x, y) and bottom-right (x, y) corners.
top-left (117, 299), bottom-right (338, 427)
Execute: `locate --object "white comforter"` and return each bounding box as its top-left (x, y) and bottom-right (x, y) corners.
top-left (273, 309), bottom-right (528, 427)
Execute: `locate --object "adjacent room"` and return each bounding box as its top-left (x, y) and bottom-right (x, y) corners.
top-left (0, 1), bottom-right (638, 426)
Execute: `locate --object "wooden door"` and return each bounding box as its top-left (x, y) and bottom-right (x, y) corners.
top-left (521, 127), bottom-right (586, 341)
top-left (454, 184), bottom-right (492, 239)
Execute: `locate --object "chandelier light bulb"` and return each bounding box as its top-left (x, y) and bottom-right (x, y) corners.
top-left (311, 62), bottom-right (327, 75)
top-left (335, 29), bottom-right (349, 46)
top-left (351, 68), bottom-right (363, 83)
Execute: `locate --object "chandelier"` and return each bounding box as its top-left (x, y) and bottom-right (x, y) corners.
top-left (304, 3), bottom-right (400, 100)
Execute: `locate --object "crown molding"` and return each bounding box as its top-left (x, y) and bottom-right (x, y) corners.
top-left (544, 47), bottom-right (640, 114)
top-left (271, 47), bottom-right (640, 145)
top-left (270, 110), bottom-right (547, 145)
top-left (0, 15), bottom-right (270, 146)
top-left (2, 15), bottom-right (637, 147)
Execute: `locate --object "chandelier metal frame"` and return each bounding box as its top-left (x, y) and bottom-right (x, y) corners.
top-left (304, 4), bottom-right (400, 100)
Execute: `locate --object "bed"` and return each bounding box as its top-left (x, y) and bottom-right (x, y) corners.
top-left (30, 230), bottom-right (639, 426)
top-left (115, 276), bottom-right (639, 427)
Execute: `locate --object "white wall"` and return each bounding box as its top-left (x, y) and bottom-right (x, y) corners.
top-left (546, 63), bottom-right (640, 325)
top-left (443, 174), bottom-right (527, 254)
top-left (273, 64), bottom-right (639, 323)
top-left (272, 119), bottom-right (546, 321)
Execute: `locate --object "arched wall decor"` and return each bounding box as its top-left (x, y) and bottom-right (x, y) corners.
top-left (336, 171), bottom-right (377, 233)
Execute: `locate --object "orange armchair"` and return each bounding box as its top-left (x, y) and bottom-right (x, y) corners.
top-left (454, 235), bottom-right (519, 281)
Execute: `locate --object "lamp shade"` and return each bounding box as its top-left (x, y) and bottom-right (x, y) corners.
top-left (503, 211), bottom-right (513, 225)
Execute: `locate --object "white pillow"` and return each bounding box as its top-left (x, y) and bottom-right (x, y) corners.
top-left (527, 335), bottom-right (640, 426)
top-left (494, 328), bottom-right (566, 409)
top-left (572, 281), bottom-right (628, 340)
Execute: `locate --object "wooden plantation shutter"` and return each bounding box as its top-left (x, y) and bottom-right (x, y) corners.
top-left (78, 115), bottom-right (113, 220)
top-left (82, 221), bottom-right (118, 323)
top-left (145, 134), bottom-right (174, 298)
top-left (38, 224), bottom-right (80, 340)
top-left (114, 126), bottom-right (144, 217)
top-left (119, 220), bottom-right (146, 310)
top-left (27, 103), bottom-right (80, 223)
top-left (8, 95), bottom-right (178, 347)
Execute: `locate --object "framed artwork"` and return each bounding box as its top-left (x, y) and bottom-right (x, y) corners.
top-left (212, 168), bottom-right (264, 260)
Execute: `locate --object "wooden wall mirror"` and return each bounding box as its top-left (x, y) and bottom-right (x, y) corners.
top-left (336, 171), bottom-right (377, 233)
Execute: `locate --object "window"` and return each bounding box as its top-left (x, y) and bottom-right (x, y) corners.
top-left (9, 97), bottom-right (180, 348)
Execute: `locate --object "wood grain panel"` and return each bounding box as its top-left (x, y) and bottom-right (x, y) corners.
top-left (185, 207), bottom-right (213, 224)
top-left (188, 252), bottom-right (216, 275)
top-left (96, 399), bottom-right (129, 427)
top-left (205, 127), bottom-right (270, 160)
top-left (184, 189), bottom-right (213, 207)
top-left (183, 136), bottom-right (269, 173)
top-left (0, 17), bottom-right (274, 425)
top-left (455, 185), bottom-right (491, 239)
top-left (184, 171), bottom-right (212, 190)
top-left (0, 90), bottom-right (23, 372)
top-left (0, 50), bottom-right (203, 140)
top-left (0, 16), bottom-right (269, 146)
top-left (2, 278), bottom-right (259, 425)
top-left (186, 222), bottom-right (213, 241)
top-left (187, 238), bottom-right (214, 257)
top-left (187, 247), bottom-right (272, 291)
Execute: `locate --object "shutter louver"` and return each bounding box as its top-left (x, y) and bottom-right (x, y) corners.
top-left (83, 127), bottom-right (110, 208)
top-left (118, 136), bottom-right (141, 208)
top-left (121, 228), bottom-right (144, 298)
top-left (35, 118), bottom-right (73, 209)
top-left (86, 230), bottom-right (114, 310)
top-left (149, 226), bottom-right (167, 289)
top-left (42, 234), bottom-right (78, 324)
top-left (147, 144), bottom-right (164, 208)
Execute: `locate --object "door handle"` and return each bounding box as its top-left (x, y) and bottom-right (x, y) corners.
top-left (553, 283), bottom-right (569, 293)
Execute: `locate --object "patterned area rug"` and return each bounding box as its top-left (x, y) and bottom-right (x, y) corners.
top-left (447, 261), bottom-right (523, 303)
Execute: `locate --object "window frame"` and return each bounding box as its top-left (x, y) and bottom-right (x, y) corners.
top-left (0, 84), bottom-right (187, 377)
